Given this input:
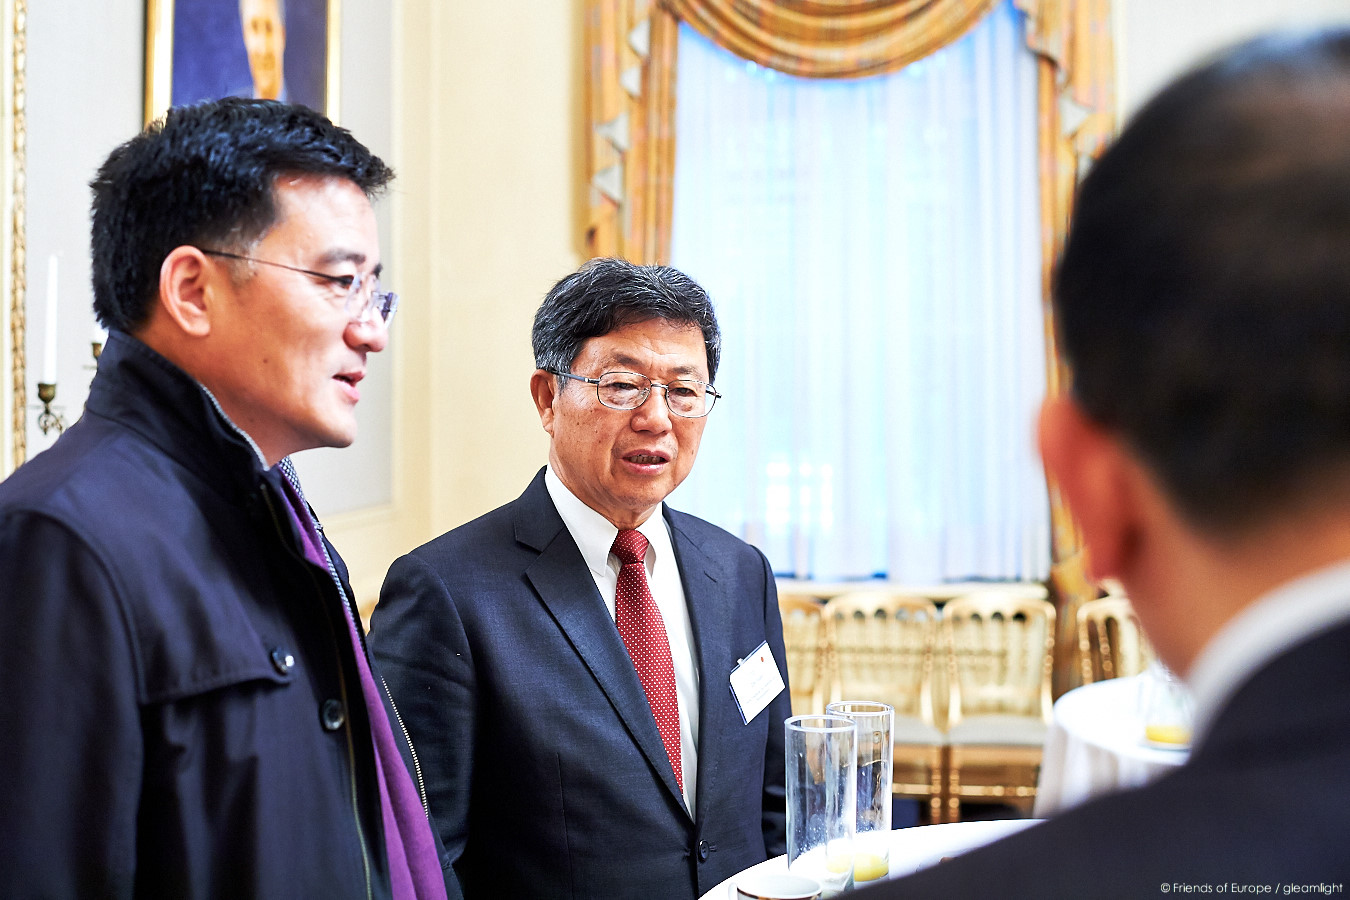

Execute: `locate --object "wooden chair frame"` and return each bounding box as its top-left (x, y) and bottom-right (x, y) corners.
top-left (778, 592), bottom-right (829, 715)
top-left (823, 591), bottom-right (946, 823)
top-left (940, 592), bottom-right (1056, 822)
top-left (1077, 594), bottom-right (1153, 685)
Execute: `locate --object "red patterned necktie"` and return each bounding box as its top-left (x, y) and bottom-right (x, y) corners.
top-left (611, 528), bottom-right (684, 792)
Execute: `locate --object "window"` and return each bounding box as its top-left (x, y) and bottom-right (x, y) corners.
top-left (668, 1), bottom-right (1049, 583)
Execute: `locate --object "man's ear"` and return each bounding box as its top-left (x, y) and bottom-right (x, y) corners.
top-left (155, 245), bottom-right (216, 337)
top-left (1038, 394), bottom-right (1145, 582)
top-left (530, 369), bottom-right (559, 436)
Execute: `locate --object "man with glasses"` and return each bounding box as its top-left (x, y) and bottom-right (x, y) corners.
top-left (0, 98), bottom-right (444, 898)
top-left (371, 257), bottom-right (791, 899)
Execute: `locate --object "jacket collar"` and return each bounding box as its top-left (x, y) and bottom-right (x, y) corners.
top-left (84, 330), bottom-right (276, 503)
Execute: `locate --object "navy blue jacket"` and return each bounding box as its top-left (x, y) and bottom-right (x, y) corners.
top-left (0, 331), bottom-right (420, 898)
top-left (370, 469), bottom-right (790, 900)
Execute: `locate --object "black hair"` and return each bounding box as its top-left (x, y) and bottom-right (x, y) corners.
top-left (90, 96), bottom-right (393, 332)
top-left (532, 257), bottom-right (722, 383)
top-left (1055, 28), bottom-right (1350, 533)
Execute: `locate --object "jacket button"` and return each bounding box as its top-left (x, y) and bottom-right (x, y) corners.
top-left (269, 647), bottom-right (295, 676)
top-left (697, 840), bottom-right (711, 861)
top-left (320, 699), bottom-right (346, 731)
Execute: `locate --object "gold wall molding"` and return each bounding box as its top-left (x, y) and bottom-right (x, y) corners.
top-left (4, 0), bottom-right (26, 474)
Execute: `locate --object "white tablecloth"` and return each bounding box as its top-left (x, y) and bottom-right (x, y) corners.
top-left (1034, 674), bottom-right (1188, 817)
top-left (699, 819), bottom-right (1041, 899)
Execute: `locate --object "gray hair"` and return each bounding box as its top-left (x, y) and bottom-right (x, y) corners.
top-left (533, 257), bottom-right (722, 383)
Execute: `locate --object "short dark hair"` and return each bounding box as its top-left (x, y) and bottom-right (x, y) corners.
top-left (1055, 28), bottom-right (1350, 533)
top-left (532, 257), bottom-right (722, 383)
top-left (90, 97), bottom-right (393, 332)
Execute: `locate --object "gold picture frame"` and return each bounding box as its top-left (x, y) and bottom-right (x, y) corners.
top-left (2, 0), bottom-right (25, 475)
top-left (144, 0), bottom-right (341, 125)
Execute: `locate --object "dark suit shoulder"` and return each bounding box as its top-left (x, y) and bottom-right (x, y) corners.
top-left (664, 505), bottom-right (769, 565)
top-left (406, 500), bottom-right (523, 560)
top-left (402, 470), bottom-right (563, 574)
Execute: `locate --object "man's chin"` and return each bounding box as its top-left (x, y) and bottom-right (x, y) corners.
top-left (305, 422), bottom-right (358, 455)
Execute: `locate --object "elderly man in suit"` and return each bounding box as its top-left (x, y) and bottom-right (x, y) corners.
top-left (860, 28), bottom-right (1350, 898)
top-left (370, 257), bottom-right (790, 899)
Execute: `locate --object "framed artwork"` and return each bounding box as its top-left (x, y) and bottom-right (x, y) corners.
top-left (144, 0), bottom-right (340, 124)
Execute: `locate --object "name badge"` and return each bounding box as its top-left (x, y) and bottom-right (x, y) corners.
top-left (729, 641), bottom-right (786, 725)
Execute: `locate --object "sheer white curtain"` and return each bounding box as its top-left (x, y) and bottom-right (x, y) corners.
top-left (668, 1), bottom-right (1050, 583)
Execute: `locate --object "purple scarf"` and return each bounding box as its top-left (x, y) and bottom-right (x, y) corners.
top-left (280, 476), bottom-right (446, 900)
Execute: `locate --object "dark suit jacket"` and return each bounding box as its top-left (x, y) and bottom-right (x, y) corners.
top-left (858, 619), bottom-right (1350, 898)
top-left (370, 469), bottom-right (790, 899)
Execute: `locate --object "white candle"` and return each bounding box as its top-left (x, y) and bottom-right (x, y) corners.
top-left (41, 254), bottom-right (58, 384)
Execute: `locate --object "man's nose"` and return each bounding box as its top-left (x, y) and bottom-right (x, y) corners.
top-left (630, 384), bottom-right (674, 428)
top-left (346, 314), bottom-right (389, 352)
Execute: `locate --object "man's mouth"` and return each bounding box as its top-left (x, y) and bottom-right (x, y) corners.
top-left (624, 452), bottom-right (669, 465)
top-left (334, 372), bottom-right (364, 401)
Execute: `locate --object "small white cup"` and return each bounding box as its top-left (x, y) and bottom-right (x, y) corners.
top-left (734, 872), bottom-right (823, 899)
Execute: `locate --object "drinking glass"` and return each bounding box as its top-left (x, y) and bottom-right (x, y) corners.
top-left (826, 700), bottom-right (894, 883)
top-left (1140, 661), bottom-right (1193, 747)
top-left (785, 715), bottom-right (856, 896)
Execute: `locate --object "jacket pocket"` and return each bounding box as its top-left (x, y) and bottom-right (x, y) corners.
top-left (127, 579), bottom-right (293, 705)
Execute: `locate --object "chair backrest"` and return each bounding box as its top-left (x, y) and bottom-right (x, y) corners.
top-left (823, 591), bottom-right (940, 726)
top-left (1077, 594), bottom-right (1154, 684)
top-left (942, 591), bottom-right (1055, 728)
top-left (778, 592), bottom-right (828, 715)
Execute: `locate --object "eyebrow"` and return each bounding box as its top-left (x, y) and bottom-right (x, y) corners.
top-left (315, 249), bottom-right (383, 279)
top-left (606, 352), bottom-right (704, 379)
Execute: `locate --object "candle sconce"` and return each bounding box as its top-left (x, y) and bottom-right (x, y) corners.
top-left (35, 382), bottom-right (66, 436)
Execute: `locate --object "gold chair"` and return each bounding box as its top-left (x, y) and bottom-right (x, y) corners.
top-left (1077, 594), bottom-right (1154, 684)
top-left (778, 592), bottom-right (829, 715)
top-left (823, 592), bottom-right (946, 823)
top-left (940, 591), bottom-right (1055, 822)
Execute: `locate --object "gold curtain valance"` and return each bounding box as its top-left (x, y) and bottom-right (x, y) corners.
top-left (663, 0), bottom-right (1003, 79)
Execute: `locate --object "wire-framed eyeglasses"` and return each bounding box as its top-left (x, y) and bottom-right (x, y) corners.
top-left (199, 249), bottom-right (399, 325)
top-left (551, 369), bottom-right (721, 418)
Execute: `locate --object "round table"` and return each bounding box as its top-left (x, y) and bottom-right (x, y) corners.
top-left (1033, 674), bottom-right (1188, 817)
top-left (699, 818), bottom-right (1041, 899)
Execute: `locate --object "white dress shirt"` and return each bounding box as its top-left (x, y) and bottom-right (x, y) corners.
top-left (545, 466), bottom-right (701, 814)
top-left (1187, 557), bottom-right (1350, 745)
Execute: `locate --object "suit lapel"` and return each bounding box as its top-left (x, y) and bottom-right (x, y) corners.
top-left (667, 509), bottom-right (737, 827)
top-left (516, 472), bottom-right (689, 813)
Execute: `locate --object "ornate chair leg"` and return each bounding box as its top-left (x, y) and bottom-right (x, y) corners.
top-left (946, 751), bottom-right (962, 823)
top-left (931, 745), bottom-right (948, 824)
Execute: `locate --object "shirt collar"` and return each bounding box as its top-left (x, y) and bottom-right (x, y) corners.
top-left (544, 465), bottom-right (672, 577)
top-left (1187, 556), bottom-right (1350, 742)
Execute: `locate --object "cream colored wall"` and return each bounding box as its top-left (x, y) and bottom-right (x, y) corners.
top-left (1115, 0), bottom-right (1350, 118)
top-left (334, 0), bottom-right (589, 611)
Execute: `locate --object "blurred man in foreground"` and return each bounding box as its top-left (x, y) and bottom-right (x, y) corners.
top-left (862, 28), bottom-right (1350, 898)
top-left (371, 257), bottom-right (791, 899)
top-left (0, 98), bottom-right (444, 898)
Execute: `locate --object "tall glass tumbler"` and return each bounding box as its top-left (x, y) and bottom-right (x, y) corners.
top-left (785, 715), bottom-right (856, 896)
top-left (826, 701), bottom-right (895, 883)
